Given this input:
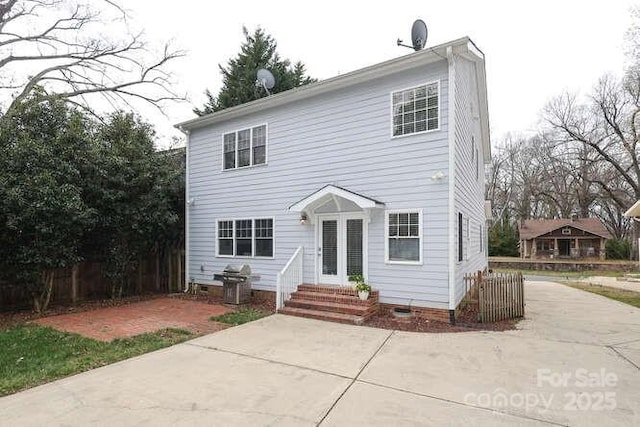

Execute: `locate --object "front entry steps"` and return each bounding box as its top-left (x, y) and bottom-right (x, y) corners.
top-left (279, 284), bottom-right (379, 325)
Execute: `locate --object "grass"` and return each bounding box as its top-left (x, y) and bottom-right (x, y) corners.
top-left (0, 324), bottom-right (193, 397)
top-left (210, 308), bottom-right (270, 326)
top-left (493, 268), bottom-right (627, 278)
top-left (564, 282), bottom-right (640, 309)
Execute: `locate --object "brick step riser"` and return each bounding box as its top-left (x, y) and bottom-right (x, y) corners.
top-left (297, 284), bottom-right (379, 298)
top-left (279, 308), bottom-right (364, 325)
top-left (289, 291), bottom-right (378, 306)
top-left (285, 300), bottom-right (378, 317)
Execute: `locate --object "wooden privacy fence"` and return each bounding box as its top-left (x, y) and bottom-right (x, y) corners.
top-left (463, 271), bottom-right (525, 323)
top-left (0, 249), bottom-right (185, 312)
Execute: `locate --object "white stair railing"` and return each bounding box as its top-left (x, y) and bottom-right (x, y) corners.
top-left (276, 246), bottom-right (303, 310)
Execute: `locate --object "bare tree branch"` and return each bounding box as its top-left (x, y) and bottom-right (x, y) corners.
top-left (0, 0), bottom-right (186, 118)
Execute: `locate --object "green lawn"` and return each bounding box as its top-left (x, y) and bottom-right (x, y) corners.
top-left (210, 308), bottom-right (270, 326)
top-left (563, 282), bottom-right (640, 309)
top-left (493, 268), bottom-right (627, 278)
top-left (0, 324), bottom-right (193, 397)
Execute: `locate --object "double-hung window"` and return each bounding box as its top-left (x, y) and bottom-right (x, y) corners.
top-left (217, 218), bottom-right (274, 257)
top-left (392, 82), bottom-right (439, 137)
top-left (222, 124), bottom-right (267, 170)
top-left (385, 210), bottom-right (422, 264)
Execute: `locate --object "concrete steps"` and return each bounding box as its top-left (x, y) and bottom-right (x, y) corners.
top-left (279, 284), bottom-right (379, 325)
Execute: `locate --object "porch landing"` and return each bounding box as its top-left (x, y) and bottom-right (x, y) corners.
top-left (279, 284), bottom-right (379, 325)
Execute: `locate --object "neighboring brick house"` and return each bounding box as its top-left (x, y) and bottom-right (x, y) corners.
top-left (518, 218), bottom-right (611, 260)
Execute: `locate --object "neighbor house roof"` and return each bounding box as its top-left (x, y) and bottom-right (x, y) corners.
top-left (518, 218), bottom-right (612, 240)
top-left (175, 36), bottom-right (490, 161)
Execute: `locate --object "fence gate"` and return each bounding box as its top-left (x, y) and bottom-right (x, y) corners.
top-left (477, 272), bottom-right (525, 323)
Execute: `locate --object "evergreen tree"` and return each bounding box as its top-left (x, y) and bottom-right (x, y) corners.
top-left (488, 215), bottom-right (520, 257)
top-left (194, 27), bottom-right (316, 115)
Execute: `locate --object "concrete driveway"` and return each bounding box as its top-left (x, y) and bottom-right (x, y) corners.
top-left (1, 281), bottom-right (639, 426)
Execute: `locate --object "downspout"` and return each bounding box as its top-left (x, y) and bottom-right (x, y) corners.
top-left (179, 126), bottom-right (191, 293)
top-left (447, 46), bottom-right (457, 324)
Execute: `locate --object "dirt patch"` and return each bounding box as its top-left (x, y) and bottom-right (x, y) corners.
top-left (365, 306), bottom-right (519, 333)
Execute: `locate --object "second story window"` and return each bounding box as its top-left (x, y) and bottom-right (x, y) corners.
top-left (223, 124), bottom-right (267, 170)
top-left (392, 82), bottom-right (439, 137)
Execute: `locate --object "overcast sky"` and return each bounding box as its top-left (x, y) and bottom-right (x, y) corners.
top-left (126, 1), bottom-right (636, 148)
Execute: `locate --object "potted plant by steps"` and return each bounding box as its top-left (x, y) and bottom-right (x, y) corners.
top-left (349, 273), bottom-right (371, 300)
top-left (355, 282), bottom-right (371, 300)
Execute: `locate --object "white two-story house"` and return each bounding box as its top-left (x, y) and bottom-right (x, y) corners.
top-left (177, 36), bottom-right (490, 324)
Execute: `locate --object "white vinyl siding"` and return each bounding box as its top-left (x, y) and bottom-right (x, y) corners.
top-left (217, 218), bottom-right (274, 258)
top-left (188, 59), bottom-right (451, 309)
top-left (452, 55), bottom-right (489, 306)
top-left (222, 124), bottom-right (267, 170)
top-left (385, 210), bottom-right (423, 264)
top-left (392, 81), bottom-right (439, 137)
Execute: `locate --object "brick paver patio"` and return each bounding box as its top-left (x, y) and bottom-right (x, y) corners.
top-left (33, 298), bottom-right (232, 341)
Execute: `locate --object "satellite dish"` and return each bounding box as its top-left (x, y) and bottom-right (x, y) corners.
top-left (256, 68), bottom-right (276, 95)
top-left (411, 19), bottom-right (427, 51)
top-left (397, 19), bottom-right (428, 51)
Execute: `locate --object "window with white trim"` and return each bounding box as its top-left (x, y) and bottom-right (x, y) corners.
top-left (222, 124), bottom-right (267, 170)
top-left (392, 82), bottom-right (439, 137)
top-left (385, 210), bottom-right (422, 263)
top-left (217, 218), bottom-right (273, 257)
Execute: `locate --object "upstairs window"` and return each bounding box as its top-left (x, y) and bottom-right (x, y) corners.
top-left (222, 124), bottom-right (267, 170)
top-left (392, 82), bottom-right (439, 137)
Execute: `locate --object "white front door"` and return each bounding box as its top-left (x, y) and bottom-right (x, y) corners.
top-left (318, 214), bottom-right (366, 285)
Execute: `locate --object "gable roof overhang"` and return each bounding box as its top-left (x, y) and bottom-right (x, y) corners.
top-left (624, 200), bottom-right (640, 218)
top-left (288, 185), bottom-right (384, 223)
top-left (175, 37), bottom-right (489, 159)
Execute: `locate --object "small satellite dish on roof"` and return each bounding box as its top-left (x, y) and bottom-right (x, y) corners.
top-left (397, 19), bottom-right (428, 51)
top-left (256, 68), bottom-right (276, 95)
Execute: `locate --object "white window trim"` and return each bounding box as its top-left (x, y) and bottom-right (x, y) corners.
top-left (221, 123), bottom-right (269, 171)
top-left (390, 80), bottom-right (441, 139)
top-left (384, 209), bottom-right (423, 265)
top-left (216, 217), bottom-right (275, 259)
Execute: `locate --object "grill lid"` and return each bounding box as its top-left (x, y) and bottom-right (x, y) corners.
top-left (223, 264), bottom-right (251, 276)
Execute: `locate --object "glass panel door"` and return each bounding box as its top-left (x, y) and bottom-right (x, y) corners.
top-left (346, 219), bottom-right (363, 277)
top-left (320, 219), bottom-right (339, 283)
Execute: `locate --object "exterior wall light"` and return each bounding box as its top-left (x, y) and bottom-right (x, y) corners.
top-left (300, 213), bottom-right (308, 225)
top-left (431, 171), bottom-right (446, 181)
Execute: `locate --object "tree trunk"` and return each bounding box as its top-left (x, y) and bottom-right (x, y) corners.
top-left (33, 270), bottom-right (55, 313)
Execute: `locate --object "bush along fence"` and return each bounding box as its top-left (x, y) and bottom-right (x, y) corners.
top-left (462, 270), bottom-right (525, 323)
top-left (0, 249), bottom-right (185, 312)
